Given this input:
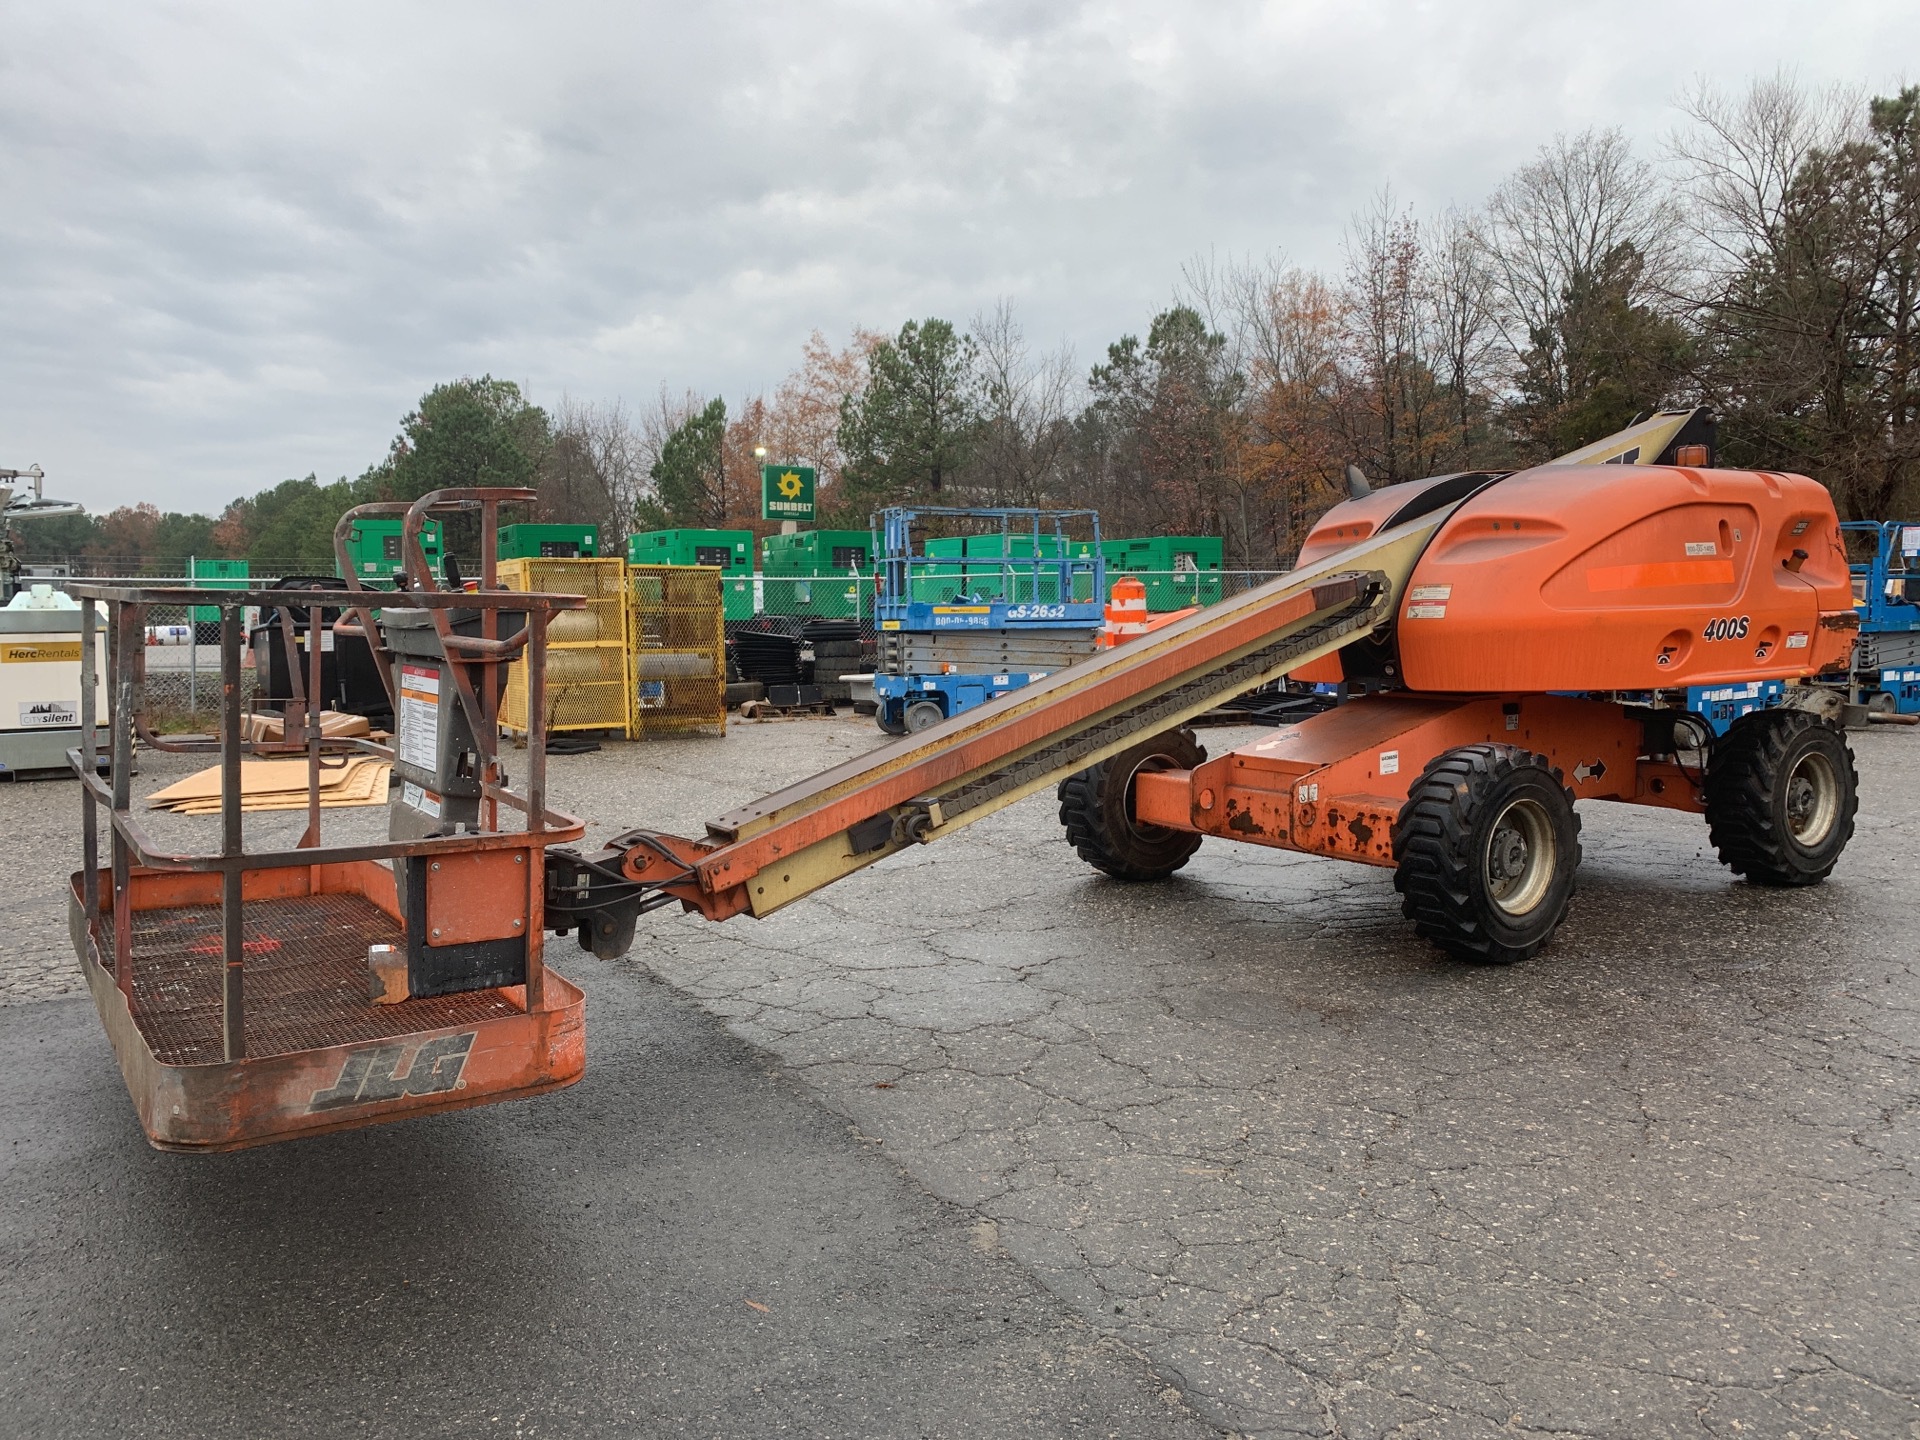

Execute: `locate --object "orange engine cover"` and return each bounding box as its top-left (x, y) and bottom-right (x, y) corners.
top-left (1287, 472), bottom-right (1473, 685)
top-left (1395, 464), bottom-right (1855, 691)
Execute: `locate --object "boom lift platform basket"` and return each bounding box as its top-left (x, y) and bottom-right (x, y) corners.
top-left (67, 490), bottom-right (590, 1152)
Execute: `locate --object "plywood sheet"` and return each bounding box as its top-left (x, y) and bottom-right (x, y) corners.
top-left (149, 757), bottom-right (391, 812)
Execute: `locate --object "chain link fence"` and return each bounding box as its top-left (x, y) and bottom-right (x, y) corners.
top-left (42, 564), bottom-right (1298, 730)
top-left (725, 571), bottom-right (1293, 707)
top-left (733, 571), bottom-right (1291, 642)
top-left (121, 601), bottom-right (264, 729)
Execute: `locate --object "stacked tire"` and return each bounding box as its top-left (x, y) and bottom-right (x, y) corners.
top-left (804, 621), bottom-right (868, 707)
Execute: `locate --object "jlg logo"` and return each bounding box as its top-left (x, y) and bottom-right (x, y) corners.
top-left (1703, 616), bottom-right (1750, 641)
top-left (307, 1032), bottom-right (476, 1112)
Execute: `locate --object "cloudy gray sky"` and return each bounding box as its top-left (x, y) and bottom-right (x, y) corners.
top-left (3, 0), bottom-right (1914, 515)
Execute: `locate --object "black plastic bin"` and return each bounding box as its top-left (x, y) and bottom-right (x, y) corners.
top-left (248, 576), bottom-right (392, 725)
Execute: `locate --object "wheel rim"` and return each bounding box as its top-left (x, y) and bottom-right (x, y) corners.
top-left (1484, 797), bottom-right (1556, 917)
top-left (904, 702), bottom-right (943, 733)
top-left (1121, 753), bottom-right (1179, 839)
top-left (1783, 749), bottom-right (1840, 848)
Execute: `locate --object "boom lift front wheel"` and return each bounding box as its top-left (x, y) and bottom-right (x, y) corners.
top-left (1705, 709), bottom-right (1857, 886)
top-left (1058, 728), bottom-right (1208, 881)
top-left (1392, 744), bottom-right (1582, 965)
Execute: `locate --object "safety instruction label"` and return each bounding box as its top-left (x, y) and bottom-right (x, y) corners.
top-left (17, 700), bottom-right (76, 728)
top-left (1903, 526), bottom-right (1920, 555)
top-left (1379, 749), bottom-right (1400, 776)
top-left (1405, 603), bottom-right (1447, 619)
top-left (400, 782), bottom-right (442, 818)
top-left (398, 664), bottom-right (440, 772)
top-left (1408, 585), bottom-right (1452, 602)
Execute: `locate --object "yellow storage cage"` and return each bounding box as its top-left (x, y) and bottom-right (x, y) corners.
top-left (627, 564), bottom-right (725, 738)
top-left (499, 556), bottom-right (632, 739)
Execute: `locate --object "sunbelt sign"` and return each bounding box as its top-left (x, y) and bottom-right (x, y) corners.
top-left (761, 464), bottom-right (816, 522)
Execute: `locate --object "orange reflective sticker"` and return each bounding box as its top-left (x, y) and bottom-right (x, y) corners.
top-left (1585, 559), bottom-right (1736, 591)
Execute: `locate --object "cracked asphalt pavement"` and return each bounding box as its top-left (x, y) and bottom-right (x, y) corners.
top-left (3, 715), bottom-right (1916, 1438)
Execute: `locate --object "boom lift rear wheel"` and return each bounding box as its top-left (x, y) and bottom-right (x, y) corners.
top-left (1392, 744), bottom-right (1581, 965)
top-left (1057, 728), bottom-right (1207, 881)
top-left (1705, 709), bottom-right (1856, 886)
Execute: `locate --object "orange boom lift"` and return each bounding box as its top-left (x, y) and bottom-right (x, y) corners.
top-left (545, 409), bottom-right (1860, 970)
top-left (68, 412), bottom-right (1864, 1148)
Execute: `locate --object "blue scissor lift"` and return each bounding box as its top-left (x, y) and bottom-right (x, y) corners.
top-left (870, 506), bottom-right (1106, 734)
top-left (1840, 520), bottom-right (1920, 715)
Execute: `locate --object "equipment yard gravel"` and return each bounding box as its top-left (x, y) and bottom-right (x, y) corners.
top-left (3, 715), bottom-right (1917, 1438)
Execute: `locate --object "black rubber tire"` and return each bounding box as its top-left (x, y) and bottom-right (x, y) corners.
top-left (1056, 728), bottom-right (1207, 881)
top-left (1868, 691), bottom-right (1896, 717)
top-left (1705, 709), bottom-right (1857, 886)
top-left (1392, 744), bottom-right (1581, 965)
top-left (875, 706), bottom-right (907, 736)
top-left (903, 700), bottom-right (945, 733)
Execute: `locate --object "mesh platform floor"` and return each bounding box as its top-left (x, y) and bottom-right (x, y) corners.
top-left (100, 893), bottom-right (524, 1065)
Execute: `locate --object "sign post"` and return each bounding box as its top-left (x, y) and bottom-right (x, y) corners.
top-left (760, 464), bottom-right (816, 533)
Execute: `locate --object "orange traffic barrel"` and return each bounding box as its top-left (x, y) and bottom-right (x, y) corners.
top-left (1100, 577), bottom-right (1150, 647)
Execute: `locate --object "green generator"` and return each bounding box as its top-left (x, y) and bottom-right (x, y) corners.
top-left (342, 517), bottom-right (445, 588)
top-left (498, 523), bottom-right (599, 560)
top-left (966, 533), bottom-right (1079, 603)
top-left (626, 528), bottom-right (755, 620)
top-left (761, 530), bottom-right (871, 621)
top-left (918, 533), bottom-right (1097, 603)
top-left (760, 529), bottom-right (871, 576)
top-left (1102, 535), bottom-right (1224, 610)
top-left (188, 558), bottom-right (249, 640)
top-left (914, 537), bottom-right (972, 604)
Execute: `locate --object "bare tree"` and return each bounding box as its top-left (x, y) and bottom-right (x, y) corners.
top-left (1425, 206), bottom-right (1504, 463)
top-left (1342, 189), bottom-right (1452, 482)
top-left (1480, 128), bottom-right (1685, 386)
top-left (1673, 78), bottom-right (1920, 518)
top-left (967, 299), bottom-right (1078, 506)
top-left (1669, 73), bottom-right (1862, 279)
top-left (1180, 253), bottom-right (1353, 560)
top-left (540, 396), bottom-right (644, 534)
